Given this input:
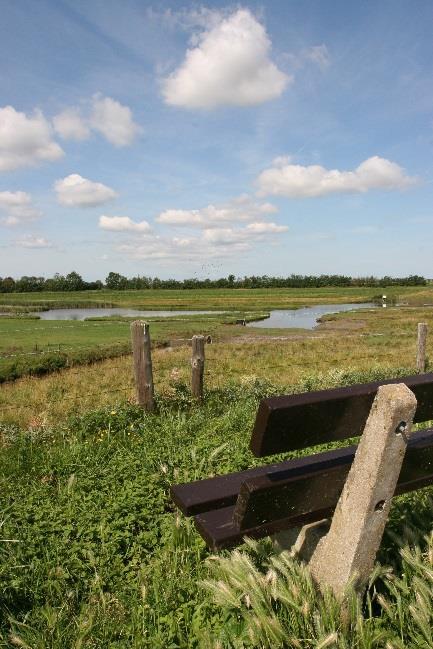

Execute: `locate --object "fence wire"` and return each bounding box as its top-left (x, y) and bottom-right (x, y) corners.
top-left (0, 323), bottom-right (428, 423)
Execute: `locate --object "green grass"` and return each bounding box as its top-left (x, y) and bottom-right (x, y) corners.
top-left (0, 285), bottom-right (430, 313)
top-left (2, 302), bottom-right (433, 428)
top-left (1, 284), bottom-right (432, 384)
top-left (0, 312), bottom-right (269, 383)
top-left (1, 371), bottom-right (433, 647)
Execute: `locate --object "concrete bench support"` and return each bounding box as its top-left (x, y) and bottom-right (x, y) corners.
top-left (308, 383), bottom-right (417, 599)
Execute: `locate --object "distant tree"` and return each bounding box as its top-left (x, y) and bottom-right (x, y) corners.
top-left (0, 277), bottom-right (16, 292)
top-left (64, 271), bottom-right (85, 291)
top-left (15, 276), bottom-right (45, 292)
top-left (105, 272), bottom-right (128, 290)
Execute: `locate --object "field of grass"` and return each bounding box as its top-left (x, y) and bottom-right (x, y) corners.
top-left (1, 283), bottom-right (433, 386)
top-left (2, 287), bottom-right (433, 647)
top-left (1, 374), bottom-right (433, 648)
top-left (1, 284), bottom-right (432, 313)
top-left (1, 301), bottom-right (433, 427)
top-left (0, 311), bottom-right (269, 383)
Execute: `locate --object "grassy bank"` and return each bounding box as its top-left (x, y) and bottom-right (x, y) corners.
top-left (1, 374), bottom-right (433, 648)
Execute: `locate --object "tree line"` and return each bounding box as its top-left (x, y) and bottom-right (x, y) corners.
top-left (0, 271), bottom-right (427, 293)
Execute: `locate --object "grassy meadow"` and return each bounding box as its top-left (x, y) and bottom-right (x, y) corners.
top-left (0, 284), bottom-right (432, 386)
top-left (1, 286), bottom-right (433, 647)
top-left (0, 311), bottom-right (268, 383)
top-left (1, 284), bottom-right (432, 312)
top-left (1, 299), bottom-right (433, 427)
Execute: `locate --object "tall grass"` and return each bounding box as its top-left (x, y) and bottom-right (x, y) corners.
top-left (204, 531), bottom-right (433, 648)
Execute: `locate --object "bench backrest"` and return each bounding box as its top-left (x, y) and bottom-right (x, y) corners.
top-left (251, 372), bottom-right (433, 456)
top-left (172, 373), bottom-right (433, 551)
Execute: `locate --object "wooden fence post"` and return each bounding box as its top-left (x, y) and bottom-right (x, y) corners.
top-left (417, 322), bottom-right (428, 373)
top-left (130, 321), bottom-right (155, 411)
top-left (191, 335), bottom-right (205, 399)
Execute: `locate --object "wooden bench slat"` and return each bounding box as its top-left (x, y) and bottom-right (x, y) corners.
top-left (171, 446), bottom-right (354, 516)
top-left (250, 373), bottom-right (433, 456)
top-left (194, 428), bottom-right (433, 551)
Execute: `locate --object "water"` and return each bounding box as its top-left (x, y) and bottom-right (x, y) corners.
top-left (24, 303), bottom-right (375, 325)
top-left (33, 308), bottom-right (222, 321)
top-left (247, 303), bottom-right (376, 330)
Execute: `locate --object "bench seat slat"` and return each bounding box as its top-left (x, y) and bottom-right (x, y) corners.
top-left (171, 446), bottom-right (355, 516)
top-left (251, 372), bottom-right (433, 456)
top-left (194, 428), bottom-right (433, 551)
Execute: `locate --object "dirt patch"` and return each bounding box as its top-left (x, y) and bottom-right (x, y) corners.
top-left (222, 316), bottom-right (368, 344)
top-left (315, 317), bottom-right (367, 332)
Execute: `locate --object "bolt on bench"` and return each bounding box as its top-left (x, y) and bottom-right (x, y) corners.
top-left (171, 373), bottom-right (433, 597)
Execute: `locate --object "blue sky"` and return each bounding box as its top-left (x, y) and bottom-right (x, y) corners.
top-left (1, 0), bottom-right (432, 280)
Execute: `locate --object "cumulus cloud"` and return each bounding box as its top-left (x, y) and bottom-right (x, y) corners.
top-left (115, 219), bottom-right (288, 263)
top-left (0, 190), bottom-right (42, 225)
top-left (52, 96), bottom-right (140, 147)
top-left (246, 221), bottom-right (288, 233)
top-left (162, 9), bottom-right (289, 108)
top-left (53, 108), bottom-right (90, 140)
top-left (203, 222), bottom-right (288, 245)
top-left (90, 95), bottom-right (141, 146)
top-left (54, 174), bottom-right (118, 207)
top-left (117, 235), bottom-right (248, 261)
top-left (257, 156), bottom-right (417, 198)
top-left (14, 235), bottom-right (53, 248)
top-left (0, 106), bottom-right (63, 171)
top-left (99, 215), bottom-right (151, 232)
top-left (156, 195), bottom-right (277, 228)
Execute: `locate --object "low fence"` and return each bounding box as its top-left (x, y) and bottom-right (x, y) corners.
top-left (0, 321), bottom-right (429, 421)
top-left (129, 320), bottom-right (430, 412)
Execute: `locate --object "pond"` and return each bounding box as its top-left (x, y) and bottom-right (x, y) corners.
top-left (247, 303), bottom-right (376, 330)
top-left (32, 308), bottom-right (222, 321)
top-left (26, 303), bottom-right (376, 326)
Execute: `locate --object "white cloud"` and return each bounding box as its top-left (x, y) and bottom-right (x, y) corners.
top-left (281, 44), bottom-right (330, 72)
top-left (90, 95), bottom-right (141, 146)
top-left (202, 227), bottom-right (250, 246)
top-left (0, 105), bottom-right (63, 171)
top-left (54, 174), bottom-right (118, 207)
top-left (203, 222), bottom-right (288, 246)
top-left (148, 6), bottom-right (227, 32)
top-left (14, 235), bottom-right (53, 248)
top-left (0, 190), bottom-right (41, 225)
top-left (305, 44), bottom-right (330, 69)
top-left (53, 108), bottom-right (90, 141)
top-left (114, 217), bottom-right (287, 263)
top-left (52, 96), bottom-right (140, 147)
top-left (246, 221), bottom-right (288, 233)
top-left (257, 156), bottom-right (417, 198)
top-left (162, 9), bottom-right (290, 108)
top-left (99, 215), bottom-right (151, 232)
top-left (156, 195), bottom-right (277, 228)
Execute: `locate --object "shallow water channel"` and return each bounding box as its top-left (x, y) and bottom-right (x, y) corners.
top-left (29, 302), bottom-right (376, 328)
top-left (247, 303), bottom-right (375, 330)
top-left (33, 308), bottom-right (221, 320)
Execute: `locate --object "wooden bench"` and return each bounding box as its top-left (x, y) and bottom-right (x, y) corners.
top-left (171, 373), bottom-right (433, 553)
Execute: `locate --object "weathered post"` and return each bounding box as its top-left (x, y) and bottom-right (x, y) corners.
top-left (191, 335), bottom-right (205, 399)
top-left (416, 322), bottom-right (428, 373)
top-left (130, 321), bottom-right (155, 412)
top-left (309, 383), bottom-right (417, 599)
